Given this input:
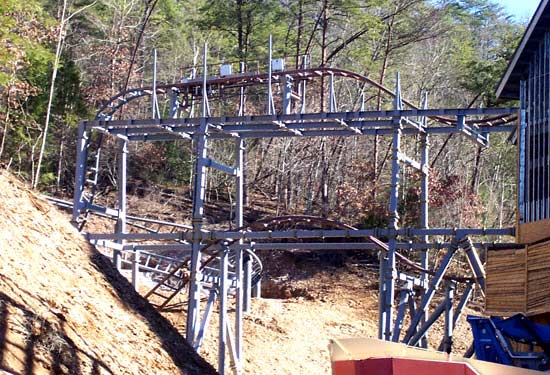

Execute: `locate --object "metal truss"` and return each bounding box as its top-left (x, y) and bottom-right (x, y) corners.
top-left (70, 40), bottom-right (519, 374)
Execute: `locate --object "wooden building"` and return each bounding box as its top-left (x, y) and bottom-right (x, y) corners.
top-left (487, 0), bottom-right (550, 317)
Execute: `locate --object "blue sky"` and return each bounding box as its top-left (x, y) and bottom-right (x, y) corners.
top-left (497, 0), bottom-right (540, 21)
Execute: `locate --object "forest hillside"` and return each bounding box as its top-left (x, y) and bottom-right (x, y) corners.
top-left (1, 0), bottom-right (523, 228)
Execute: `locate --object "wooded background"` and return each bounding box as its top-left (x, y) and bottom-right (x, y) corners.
top-left (0, 0), bottom-right (523, 230)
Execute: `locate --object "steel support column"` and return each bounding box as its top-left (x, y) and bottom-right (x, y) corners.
top-left (519, 80), bottom-right (527, 224)
top-left (114, 138), bottom-right (128, 271)
top-left (169, 88), bottom-right (180, 119)
top-left (218, 245), bottom-right (229, 375)
top-left (443, 281), bottom-right (456, 354)
top-left (403, 237), bottom-right (460, 344)
top-left (419, 92), bottom-right (429, 348)
top-left (72, 122), bottom-right (88, 224)
top-left (392, 279), bottom-right (413, 342)
top-left (438, 282), bottom-right (473, 351)
top-left (234, 136), bottom-right (245, 371)
top-left (267, 36), bottom-right (275, 115)
top-left (381, 72), bottom-right (403, 341)
top-left (283, 75), bottom-right (293, 115)
top-left (186, 45), bottom-right (210, 345)
top-left (152, 49), bottom-right (160, 119)
top-left (194, 290), bottom-right (217, 351)
top-left (131, 248), bottom-right (140, 290)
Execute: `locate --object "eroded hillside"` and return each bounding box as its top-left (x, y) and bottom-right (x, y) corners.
top-left (0, 172), bottom-right (217, 375)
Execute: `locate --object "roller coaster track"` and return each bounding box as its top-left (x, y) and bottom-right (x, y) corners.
top-left (238, 215), bottom-right (476, 283)
top-left (96, 66), bottom-right (517, 127)
top-left (51, 192), bottom-right (473, 304)
top-left (45, 196), bottom-right (263, 310)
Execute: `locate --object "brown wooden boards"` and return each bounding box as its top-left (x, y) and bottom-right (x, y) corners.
top-left (517, 219), bottom-right (550, 244)
top-left (526, 241), bottom-right (550, 315)
top-left (486, 240), bottom-right (550, 315)
top-left (486, 247), bottom-right (527, 315)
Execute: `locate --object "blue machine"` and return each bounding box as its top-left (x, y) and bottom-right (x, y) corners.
top-left (467, 314), bottom-right (550, 371)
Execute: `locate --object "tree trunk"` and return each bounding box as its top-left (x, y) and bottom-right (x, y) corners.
top-left (295, 0), bottom-right (304, 69)
top-left (372, 12), bottom-right (396, 198)
top-left (34, 0), bottom-right (67, 188)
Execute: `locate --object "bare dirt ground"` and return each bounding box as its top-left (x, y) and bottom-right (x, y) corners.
top-left (6, 177), bottom-right (484, 375)
top-left (152, 252), bottom-right (478, 375)
top-left (0, 172), bottom-right (216, 375)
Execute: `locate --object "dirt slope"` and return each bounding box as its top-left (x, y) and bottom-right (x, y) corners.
top-left (157, 255), bottom-right (476, 375)
top-left (0, 172), bottom-right (217, 375)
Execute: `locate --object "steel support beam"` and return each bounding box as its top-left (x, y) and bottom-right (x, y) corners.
top-left (194, 290), bottom-right (217, 351)
top-left (438, 282), bottom-right (474, 351)
top-left (419, 92), bottom-right (429, 348)
top-left (406, 294), bottom-right (447, 347)
top-left (114, 138), bottom-right (128, 271)
top-left (235, 136), bottom-right (245, 367)
top-left (381, 73), bottom-right (403, 341)
top-left (72, 122), bottom-right (88, 224)
top-left (392, 279), bottom-right (413, 342)
top-left (461, 237), bottom-right (486, 293)
top-left (218, 245), bottom-right (229, 375)
top-left (186, 45), bottom-right (210, 345)
top-left (443, 281), bottom-right (456, 354)
top-left (519, 80), bottom-right (527, 223)
top-left (403, 237), bottom-right (460, 344)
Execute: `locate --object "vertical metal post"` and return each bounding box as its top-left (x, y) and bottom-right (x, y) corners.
top-left (152, 49), bottom-right (159, 119)
top-left (378, 252), bottom-right (386, 339)
top-left (530, 59), bottom-right (535, 221)
top-left (132, 248), bottom-right (140, 290)
top-left (218, 245), bottom-right (229, 375)
top-left (253, 278), bottom-right (261, 298)
top-left (186, 44), bottom-right (209, 345)
top-left (235, 135), bottom-right (245, 369)
top-left (403, 237), bottom-right (460, 344)
top-left (239, 62), bottom-right (246, 117)
top-left (114, 138), bottom-right (127, 271)
top-left (438, 282), bottom-right (473, 351)
top-left (381, 72), bottom-right (402, 341)
top-left (72, 122), bottom-right (88, 225)
top-left (169, 88), bottom-right (180, 119)
top-left (189, 67), bottom-right (197, 118)
top-left (419, 92), bottom-right (429, 348)
top-left (328, 73), bottom-right (337, 112)
top-left (519, 80), bottom-right (527, 224)
top-left (238, 59), bottom-right (251, 318)
top-left (443, 281), bottom-right (456, 355)
top-left (244, 254), bottom-right (252, 312)
top-left (267, 35), bottom-right (275, 115)
top-left (283, 75), bottom-right (293, 115)
top-left (300, 55), bottom-right (308, 114)
top-left (392, 280), bottom-right (412, 342)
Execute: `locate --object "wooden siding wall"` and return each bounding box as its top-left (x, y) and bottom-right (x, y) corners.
top-left (486, 240), bottom-right (550, 316)
top-left (526, 240), bottom-right (550, 314)
top-left (486, 248), bottom-right (527, 315)
top-left (517, 220), bottom-right (550, 243)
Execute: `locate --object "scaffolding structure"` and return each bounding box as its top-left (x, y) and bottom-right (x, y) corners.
top-left (71, 40), bottom-right (520, 374)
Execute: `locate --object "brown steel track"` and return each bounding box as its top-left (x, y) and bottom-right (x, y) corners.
top-left (96, 67), bottom-right (517, 127)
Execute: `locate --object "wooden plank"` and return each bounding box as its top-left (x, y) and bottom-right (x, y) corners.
top-left (486, 248), bottom-right (526, 315)
top-left (526, 240), bottom-right (550, 314)
top-left (518, 219), bottom-right (550, 243)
